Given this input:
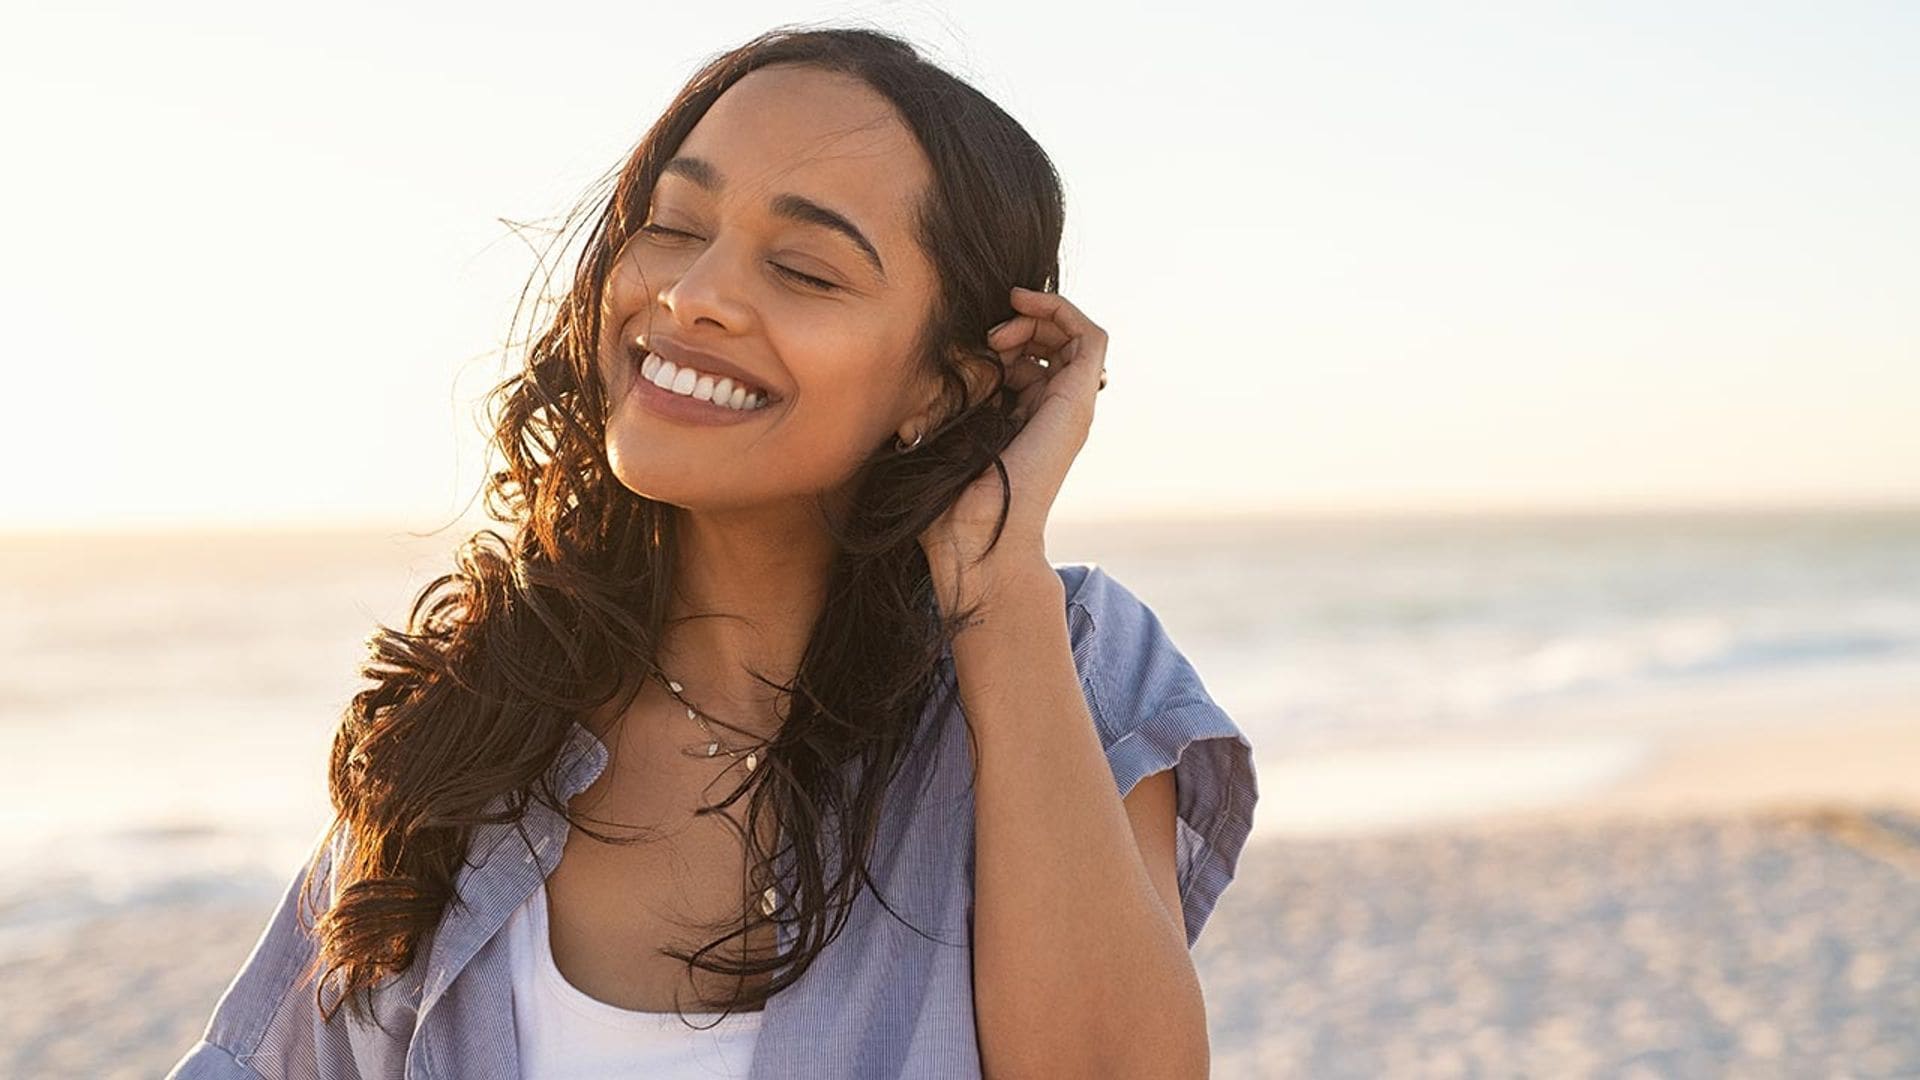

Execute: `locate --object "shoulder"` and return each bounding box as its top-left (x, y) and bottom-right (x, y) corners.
top-left (1048, 560), bottom-right (1260, 949)
top-left (1049, 561), bottom-right (1232, 734)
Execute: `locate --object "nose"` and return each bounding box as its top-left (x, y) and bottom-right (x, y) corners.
top-left (655, 239), bottom-right (754, 334)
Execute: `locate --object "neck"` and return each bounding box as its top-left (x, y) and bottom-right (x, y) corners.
top-left (651, 500), bottom-right (836, 738)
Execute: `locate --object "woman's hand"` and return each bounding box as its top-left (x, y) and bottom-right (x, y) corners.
top-left (920, 286), bottom-right (1108, 607)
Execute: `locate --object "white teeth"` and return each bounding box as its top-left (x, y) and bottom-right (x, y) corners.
top-left (639, 353), bottom-right (771, 411)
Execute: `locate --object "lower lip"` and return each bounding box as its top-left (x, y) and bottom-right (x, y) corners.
top-left (625, 352), bottom-right (779, 427)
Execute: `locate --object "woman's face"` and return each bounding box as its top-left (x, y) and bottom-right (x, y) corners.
top-left (597, 63), bottom-right (948, 513)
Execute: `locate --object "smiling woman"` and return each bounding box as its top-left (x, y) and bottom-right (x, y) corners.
top-left (168, 22), bottom-right (1254, 1080)
top-left (595, 59), bottom-right (974, 511)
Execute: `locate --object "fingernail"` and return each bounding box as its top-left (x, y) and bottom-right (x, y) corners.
top-left (988, 318), bottom-right (1013, 334)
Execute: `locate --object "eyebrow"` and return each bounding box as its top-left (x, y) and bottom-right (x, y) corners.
top-left (659, 155), bottom-right (888, 281)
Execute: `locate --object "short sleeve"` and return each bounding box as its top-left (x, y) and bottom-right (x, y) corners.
top-left (1056, 563), bottom-right (1259, 949)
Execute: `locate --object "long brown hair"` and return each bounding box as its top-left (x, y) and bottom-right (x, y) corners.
top-left (302, 23), bottom-right (1065, 1026)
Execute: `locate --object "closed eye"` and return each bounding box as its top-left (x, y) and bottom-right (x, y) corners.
top-left (771, 264), bottom-right (841, 292)
top-left (638, 223), bottom-right (842, 293)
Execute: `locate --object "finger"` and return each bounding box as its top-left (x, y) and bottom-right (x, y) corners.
top-left (991, 340), bottom-right (1066, 381)
top-left (1006, 291), bottom-right (1106, 399)
top-left (986, 315), bottom-right (1072, 356)
top-left (1011, 361), bottom-right (1051, 421)
top-left (1008, 287), bottom-right (1108, 352)
top-left (996, 347), bottom-right (1061, 382)
top-left (991, 335), bottom-right (1071, 382)
top-left (1019, 322), bottom-right (1100, 401)
top-left (999, 354), bottom-right (1048, 397)
top-left (1057, 336), bottom-right (1106, 404)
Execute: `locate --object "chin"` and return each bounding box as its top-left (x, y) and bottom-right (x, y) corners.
top-left (603, 434), bottom-right (743, 512)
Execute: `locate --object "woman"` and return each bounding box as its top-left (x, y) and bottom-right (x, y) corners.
top-left (168, 24), bottom-right (1256, 1080)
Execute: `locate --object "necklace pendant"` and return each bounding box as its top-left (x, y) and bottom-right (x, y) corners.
top-left (760, 885), bottom-right (778, 917)
top-left (706, 741), bottom-right (719, 757)
top-left (668, 679), bottom-right (683, 693)
top-left (744, 751), bottom-right (758, 773)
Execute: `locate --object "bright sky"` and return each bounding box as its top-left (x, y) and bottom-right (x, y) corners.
top-left (4, 1), bottom-right (1915, 530)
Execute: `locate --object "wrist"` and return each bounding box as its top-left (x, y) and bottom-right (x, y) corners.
top-left (928, 549), bottom-right (1058, 618)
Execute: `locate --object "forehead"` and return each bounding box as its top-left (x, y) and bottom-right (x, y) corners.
top-left (667, 64), bottom-right (931, 237)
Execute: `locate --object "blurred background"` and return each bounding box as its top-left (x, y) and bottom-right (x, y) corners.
top-left (2, 1), bottom-right (1916, 1076)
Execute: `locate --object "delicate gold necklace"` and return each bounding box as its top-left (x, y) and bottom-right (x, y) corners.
top-left (650, 669), bottom-right (781, 917)
top-left (651, 669), bottom-right (768, 774)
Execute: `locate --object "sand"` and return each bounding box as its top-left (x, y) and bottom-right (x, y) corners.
top-left (7, 711), bottom-right (1919, 1078)
top-left (1198, 803), bottom-right (1920, 1077)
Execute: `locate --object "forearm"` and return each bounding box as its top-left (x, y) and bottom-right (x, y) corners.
top-left (944, 561), bottom-right (1207, 1079)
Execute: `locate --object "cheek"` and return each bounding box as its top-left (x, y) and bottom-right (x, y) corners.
top-left (795, 371), bottom-right (893, 438)
top-left (784, 346), bottom-right (917, 444)
top-left (605, 248), bottom-right (656, 308)
top-left (804, 324), bottom-right (921, 397)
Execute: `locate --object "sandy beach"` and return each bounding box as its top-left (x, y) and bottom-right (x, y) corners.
top-left (1199, 705), bottom-right (1920, 1078)
top-left (7, 711), bottom-right (1918, 1078)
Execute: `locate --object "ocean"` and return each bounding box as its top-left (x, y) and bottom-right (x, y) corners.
top-left (3, 506), bottom-right (1917, 954)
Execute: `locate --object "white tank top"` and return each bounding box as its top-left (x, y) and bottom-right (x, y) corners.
top-left (502, 882), bottom-right (764, 1078)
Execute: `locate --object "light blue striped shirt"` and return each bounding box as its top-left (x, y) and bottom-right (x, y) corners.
top-left (167, 563), bottom-right (1259, 1079)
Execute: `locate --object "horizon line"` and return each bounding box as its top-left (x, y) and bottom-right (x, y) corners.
top-left (4, 494), bottom-right (1918, 540)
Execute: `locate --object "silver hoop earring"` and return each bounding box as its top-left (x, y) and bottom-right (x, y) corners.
top-left (894, 430), bottom-right (924, 452)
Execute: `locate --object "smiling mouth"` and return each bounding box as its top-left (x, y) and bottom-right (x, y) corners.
top-left (627, 344), bottom-right (780, 411)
